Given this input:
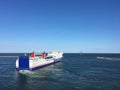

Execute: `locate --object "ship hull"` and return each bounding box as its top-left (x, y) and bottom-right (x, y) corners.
top-left (16, 56), bottom-right (61, 71)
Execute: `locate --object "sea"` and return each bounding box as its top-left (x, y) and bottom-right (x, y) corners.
top-left (0, 53), bottom-right (120, 90)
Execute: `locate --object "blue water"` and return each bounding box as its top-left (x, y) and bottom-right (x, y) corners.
top-left (0, 53), bottom-right (120, 90)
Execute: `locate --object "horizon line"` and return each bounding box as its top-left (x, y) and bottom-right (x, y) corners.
top-left (0, 52), bottom-right (120, 54)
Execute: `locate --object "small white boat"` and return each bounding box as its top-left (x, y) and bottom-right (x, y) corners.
top-left (16, 51), bottom-right (63, 71)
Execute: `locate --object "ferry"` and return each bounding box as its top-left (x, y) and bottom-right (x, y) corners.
top-left (16, 51), bottom-right (63, 71)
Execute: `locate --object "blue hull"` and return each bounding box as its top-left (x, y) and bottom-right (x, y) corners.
top-left (16, 60), bottom-right (60, 71)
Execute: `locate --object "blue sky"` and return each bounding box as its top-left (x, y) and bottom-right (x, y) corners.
top-left (0, 0), bottom-right (120, 53)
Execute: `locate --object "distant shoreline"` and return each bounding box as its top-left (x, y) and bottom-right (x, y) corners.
top-left (0, 56), bottom-right (18, 58)
top-left (97, 56), bottom-right (120, 60)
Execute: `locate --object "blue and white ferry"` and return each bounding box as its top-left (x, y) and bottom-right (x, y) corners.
top-left (16, 51), bottom-right (63, 71)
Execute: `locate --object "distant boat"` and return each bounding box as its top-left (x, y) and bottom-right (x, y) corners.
top-left (16, 51), bottom-right (63, 71)
top-left (80, 51), bottom-right (83, 55)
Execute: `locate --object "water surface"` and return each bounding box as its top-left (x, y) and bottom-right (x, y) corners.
top-left (0, 53), bottom-right (120, 90)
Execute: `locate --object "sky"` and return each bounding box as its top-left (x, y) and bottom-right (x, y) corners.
top-left (0, 0), bottom-right (120, 53)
